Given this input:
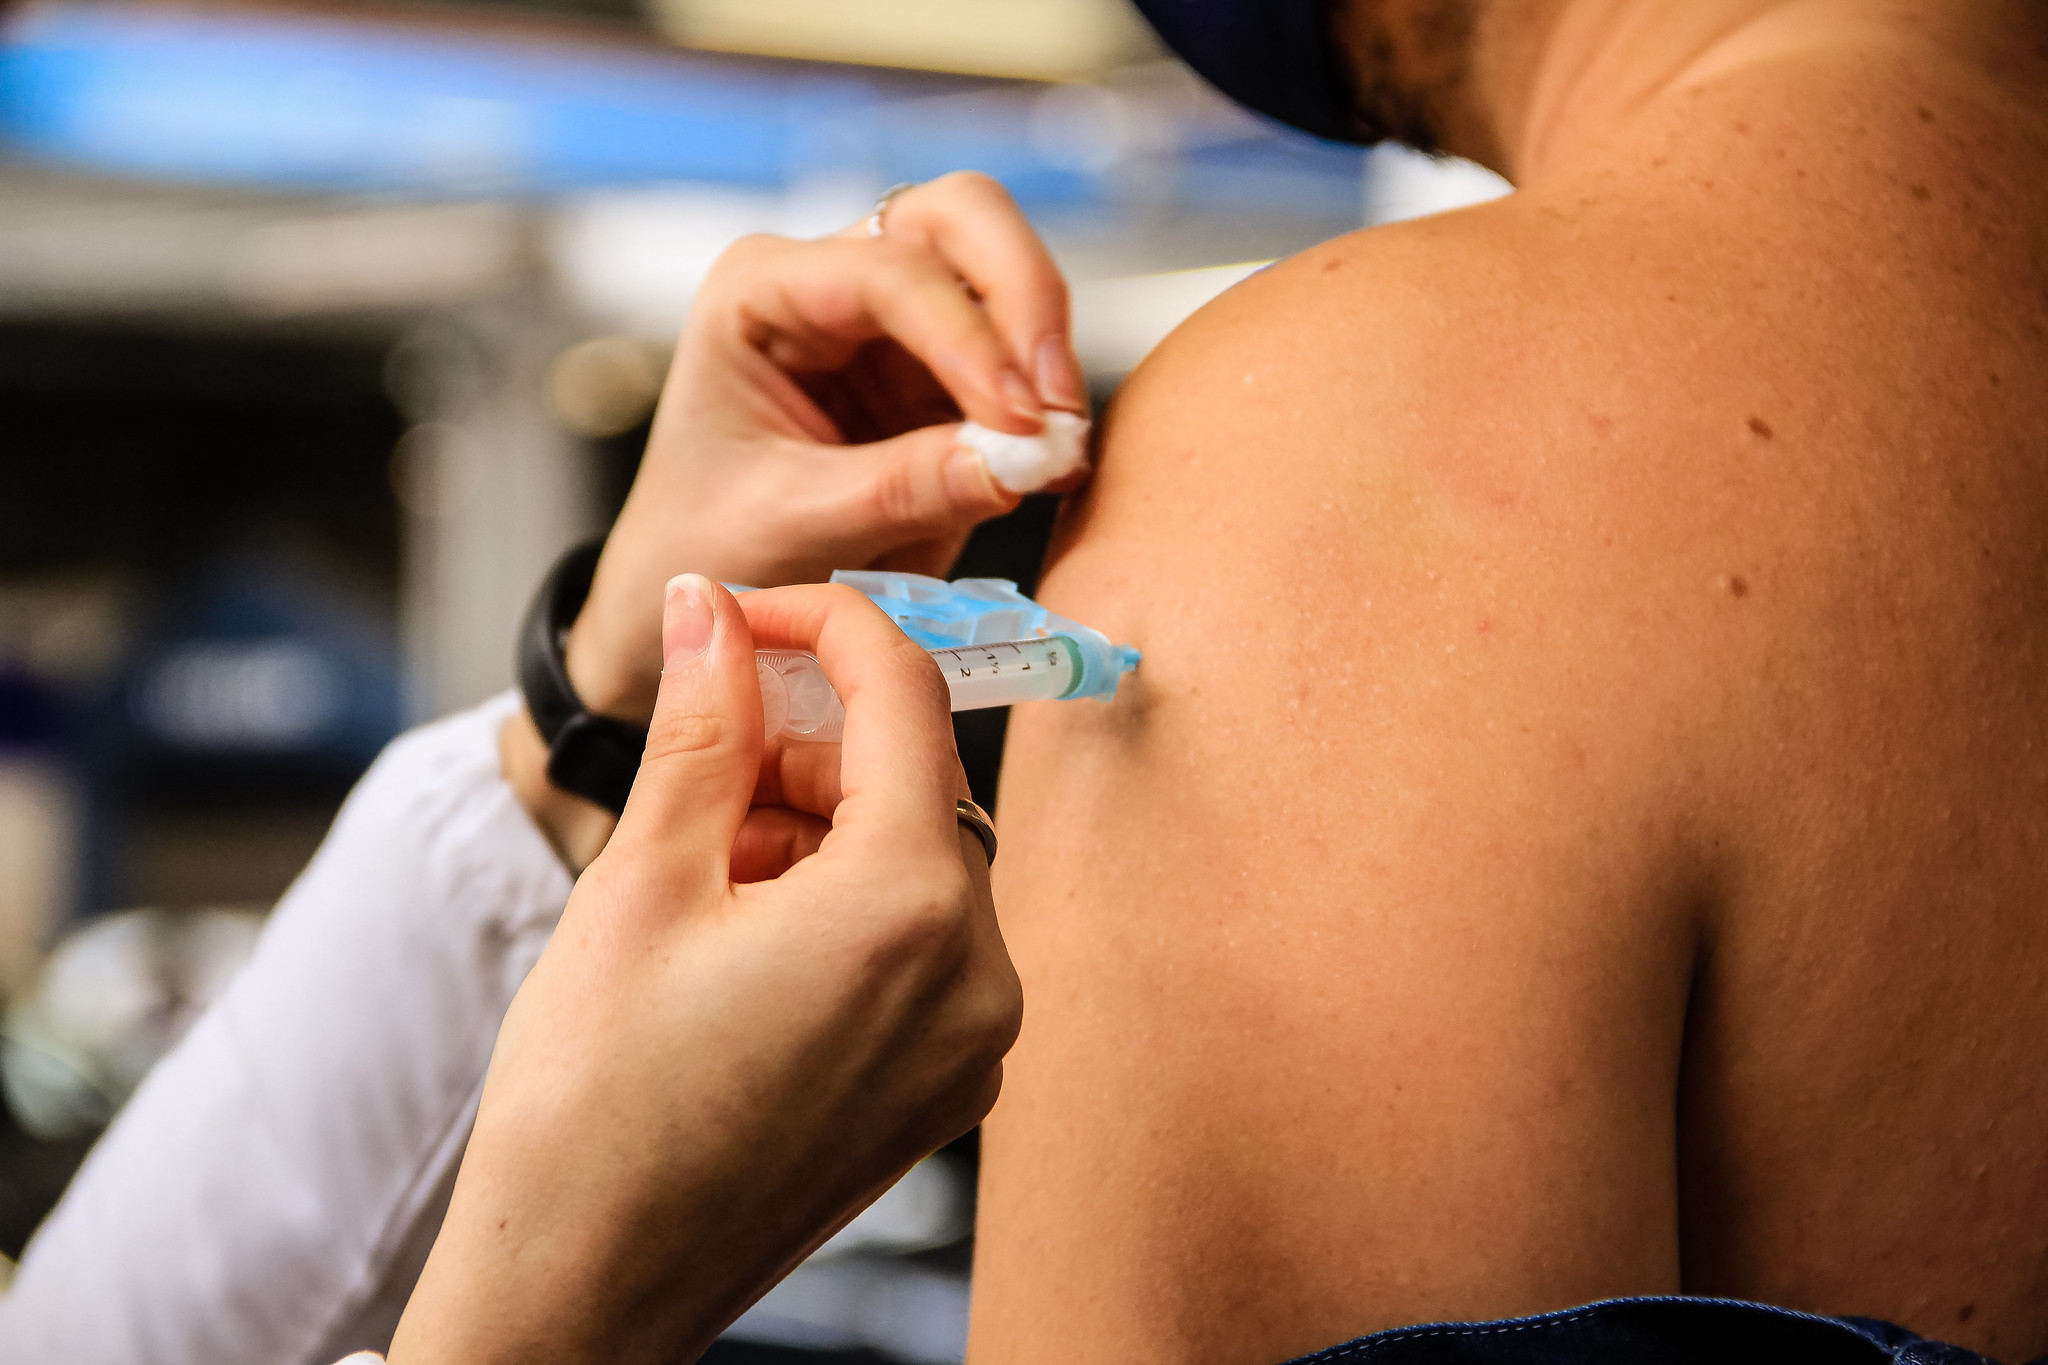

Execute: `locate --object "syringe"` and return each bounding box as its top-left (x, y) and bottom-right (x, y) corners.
top-left (737, 569), bottom-right (1139, 741)
top-left (758, 636), bottom-right (1108, 742)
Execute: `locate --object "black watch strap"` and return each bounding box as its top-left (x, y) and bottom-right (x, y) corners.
top-left (517, 539), bottom-right (647, 816)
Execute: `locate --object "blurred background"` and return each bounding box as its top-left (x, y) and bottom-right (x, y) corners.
top-left (0, 0), bottom-right (1506, 1357)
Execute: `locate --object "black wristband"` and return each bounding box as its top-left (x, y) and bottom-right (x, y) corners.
top-left (517, 539), bottom-right (647, 816)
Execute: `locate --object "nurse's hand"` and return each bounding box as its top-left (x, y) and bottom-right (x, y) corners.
top-left (508, 172), bottom-right (1081, 868)
top-left (570, 172), bottom-right (1083, 726)
top-left (394, 576), bottom-right (1020, 1365)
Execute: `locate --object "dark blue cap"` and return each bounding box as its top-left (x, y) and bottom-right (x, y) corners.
top-left (1128, 0), bottom-right (1364, 144)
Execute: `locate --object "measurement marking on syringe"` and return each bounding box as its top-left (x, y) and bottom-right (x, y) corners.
top-left (760, 632), bottom-right (1115, 740)
top-left (935, 641), bottom-right (1065, 686)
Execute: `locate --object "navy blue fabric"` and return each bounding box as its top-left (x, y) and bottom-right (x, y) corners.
top-left (1127, 0), bottom-right (1362, 144)
top-left (1279, 1297), bottom-right (2038, 1365)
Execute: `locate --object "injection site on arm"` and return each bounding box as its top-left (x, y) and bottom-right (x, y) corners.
top-left (742, 571), bottom-right (1139, 743)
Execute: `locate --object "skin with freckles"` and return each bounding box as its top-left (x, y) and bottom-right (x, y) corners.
top-left (973, 2), bottom-right (2048, 1362)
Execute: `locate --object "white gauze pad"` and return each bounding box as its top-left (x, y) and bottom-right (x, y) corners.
top-left (957, 410), bottom-right (1091, 494)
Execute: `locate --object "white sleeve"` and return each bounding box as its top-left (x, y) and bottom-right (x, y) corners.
top-left (0, 694), bottom-right (574, 1365)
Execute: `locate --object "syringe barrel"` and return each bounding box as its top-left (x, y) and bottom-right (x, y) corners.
top-left (756, 637), bottom-right (1084, 742)
top-left (929, 638), bottom-right (1078, 710)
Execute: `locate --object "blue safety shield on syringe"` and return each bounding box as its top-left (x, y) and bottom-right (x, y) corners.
top-left (745, 571), bottom-right (1141, 742)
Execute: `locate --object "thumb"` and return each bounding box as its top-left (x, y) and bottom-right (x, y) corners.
top-left (812, 424), bottom-right (1019, 552)
top-left (611, 573), bottom-right (762, 885)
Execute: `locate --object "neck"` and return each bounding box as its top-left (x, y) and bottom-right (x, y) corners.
top-left (1443, 0), bottom-right (1994, 183)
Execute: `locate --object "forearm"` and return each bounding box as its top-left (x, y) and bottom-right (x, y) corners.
top-left (0, 696), bottom-right (573, 1365)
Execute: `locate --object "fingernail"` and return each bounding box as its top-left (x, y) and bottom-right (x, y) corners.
top-left (1034, 335), bottom-right (1087, 412)
top-left (946, 443), bottom-right (1002, 504)
top-left (663, 574), bottom-right (714, 668)
top-left (1000, 368), bottom-right (1044, 425)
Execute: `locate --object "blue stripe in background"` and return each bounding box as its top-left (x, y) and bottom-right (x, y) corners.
top-left (0, 4), bottom-right (1360, 211)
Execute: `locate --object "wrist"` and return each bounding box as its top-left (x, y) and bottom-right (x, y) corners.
top-left (561, 605), bottom-right (660, 729)
top-left (499, 710), bottom-right (618, 872)
top-left (560, 515), bottom-right (692, 729)
top-left (518, 540), bottom-right (657, 821)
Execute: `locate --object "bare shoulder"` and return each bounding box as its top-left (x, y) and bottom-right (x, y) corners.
top-left (976, 46), bottom-right (2048, 1364)
top-left (976, 201), bottom-right (1732, 1363)
top-left (1034, 185), bottom-right (1788, 785)
top-left (1038, 43), bottom-right (2048, 775)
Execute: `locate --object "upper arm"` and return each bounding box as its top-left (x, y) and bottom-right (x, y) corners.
top-left (971, 220), bottom-right (1718, 1364)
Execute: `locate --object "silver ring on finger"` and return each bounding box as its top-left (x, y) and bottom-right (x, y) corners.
top-left (865, 182), bottom-right (918, 238)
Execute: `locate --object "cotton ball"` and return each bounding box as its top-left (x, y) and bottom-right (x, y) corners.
top-left (957, 411), bottom-right (1091, 494)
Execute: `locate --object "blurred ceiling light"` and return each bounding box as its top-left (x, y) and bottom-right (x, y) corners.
top-left (1027, 83), bottom-right (1160, 172)
top-left (1064, 150), bottom-right (1512, 377)
top-left (548, 336), bottom-right (670, 437)
top-left (549, 187), bottom-right (780, 340)
top-left (227, 204), bottom-right (523, 314)
top-left (390, 422), bottom-right (482, 520)
top-left (0, 6), bottom-right (1364, 234)
top-left (1070, 259), bottom-right (1267, 380)
top-left (547, 181), bottom-right (880, 341)
top-left (135, 640), bottom-right (344, 750)
top-left (652, 0), bottom-right (1159, 81)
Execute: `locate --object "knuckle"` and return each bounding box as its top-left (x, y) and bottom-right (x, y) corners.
top-left (646, 708), bottom-right (731, 760)
top-left (963, 973), bottom-right (1024, 1061)
top-left (864, 457), bottom-right (930, 528)
top-left (1043, 268), bottom-right (1073, 311)
top-left (696, 234), bottom-right (793, 315)
top-left (864, 871), bottom-right (974, 968)
top-left (930, 983), bottom-right (1022, 1128)
top-left (703, 232), bottom-right (776, 286)
top-left (932, 169), bottom-right (1011, 209)
top-left (868, 244), bottom-right (935, 293)
top-left (718, 231), bottom-right (783, 266)
top-left (929, 1068), bottom-right (1004, 1144)
top-left (964, 1067), bottom-right (1007, 1125)
top-left (818, 581), bottom-right (875, 612)
top-left (903, 650), bottom-right (952, 712)
top-left (897, 875), bottom-right (974, 948)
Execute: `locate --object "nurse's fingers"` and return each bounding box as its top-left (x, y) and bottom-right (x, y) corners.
top-left (605, 576), bottom-right (762, 895)
top-left (712, 233), bottom-right (1044, 436)
top-left (736, 585), bottom-right (967, 859)
top-left (868, 172), bottom-right (1087, 415)
top-left (773, 422), bottom-right (1016, 562)
top-left (729, 806), bottom-right (831, 884)
top-left (754, 734), bottom-right (844, 822)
